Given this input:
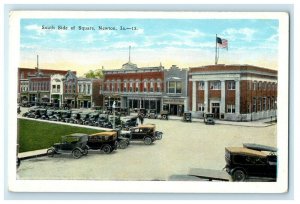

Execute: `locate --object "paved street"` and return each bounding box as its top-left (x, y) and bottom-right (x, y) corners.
top-left (17, 114), bottom-right (277, 181)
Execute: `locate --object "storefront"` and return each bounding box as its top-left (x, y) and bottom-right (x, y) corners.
top-left (162, 97), bottom-right (186, 116)
top-left (127, 96), bottom-right (161, 113)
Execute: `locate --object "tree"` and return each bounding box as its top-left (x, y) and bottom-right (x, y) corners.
top-left (84, 69), bottom-right (103, 79)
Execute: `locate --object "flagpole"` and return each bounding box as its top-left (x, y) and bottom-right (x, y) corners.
top-left (215, 34), bottom-right (217, 65)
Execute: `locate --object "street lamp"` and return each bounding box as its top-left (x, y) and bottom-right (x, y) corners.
top-left (112, 101), bottom-right (116, 129)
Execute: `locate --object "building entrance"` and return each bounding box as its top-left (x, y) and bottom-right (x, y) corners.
top-left (211, 102), bottom-right (220, 118)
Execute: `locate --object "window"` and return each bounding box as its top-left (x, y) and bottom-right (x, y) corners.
top-left (87, 84), bottom-right (91, 94)
top-left (227, 81), bottom-right (235, 90)
top-left (253, 97), bottom-right (257, 112)
top-left (117, 83), bottom-right (121, 92)
top-left (198, 81), bottom-right (205, 90)
top-left (247, 103), bottom-right (251, 113)
top-left (130, 82), bottom-right (133, 92)
top-left (135, 82), bottom-right (139, 92)
top-left (198, 103), bottom-right (204, 111)
top-left (124, 81), bottom-right (127, 92)
top-left (143, 81), bottom-right (148, 92)
top-left (210, 81), bottom-right (221, 90)
top-left (168, 81), bottom-right (182, 93)
top-left (258, 97), bottom-right (262, 111)
top-left (168, 81), bottom-right (176, 93)
top-left (157, 81), bottom-right (161, 92)
top-left (150, 81), bottom-right (154, 92)
top-left (262, 97), bottom-right (266, 111)
top-left (253, 82), bottom-right (257, 90)
top-left (176, 82), bottom-right (182, 93)
top-left (227, 104), bottom-right (235, 113)
top-left (258, 82), bottom-right (262, 90)
top-left (52, 85), bottom-right (56, 90)
top-left (78, 85), bottom-right (81, 93)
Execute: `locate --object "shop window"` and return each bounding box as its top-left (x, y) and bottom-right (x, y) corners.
top-left (198, 103), bottom-right (204, 111)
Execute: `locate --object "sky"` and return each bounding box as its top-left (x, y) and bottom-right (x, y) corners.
top-left (20, 18), bottom-right (279, 76)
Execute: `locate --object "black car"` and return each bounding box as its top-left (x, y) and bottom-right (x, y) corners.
top-left (182, 112), bottom-right (192, 122)
top-left (123, 124), bottom-right (161, 145)
top-left (121, 116), bottom-right (138, 130)
top-left (88, 132), bottom-right (118, 154)
top-left (160, 110), bottom-right (169, 120)
top-left (225, 143), bottom-right (277, 181)
top-left (146, 109), bottom-right (158, 119)
top-left (65, 111), bottom-right (81, 123)
top-left (47, 133), bottom-right (89, 159)
top-left (204, 113), bottom-right (215, 125)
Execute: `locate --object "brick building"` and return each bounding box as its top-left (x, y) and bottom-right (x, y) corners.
top-left (18, 67), bottom-right (75, 105)
top-left (103, 61), bottom-right (164, 113)
top-left (188, 64), bottom-right (277, 121)
top-left (77, 78), bottom-right (103, 108)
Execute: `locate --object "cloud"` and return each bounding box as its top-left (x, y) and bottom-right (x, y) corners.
top-left (25, 24), bottom-right (46, 36)
top-left (222, 28), bottom-right (257, 42)
top-left (111, 41), bottom-right (138, 49)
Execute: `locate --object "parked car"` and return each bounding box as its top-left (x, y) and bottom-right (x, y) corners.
top-left (41, 109), bottom-right (54, 120)
top-left (60, 110), bottom-right (71, 122)
top-left (160, 110), bottom-right (169, 120)
top-left (88, 132), bottom-right (118, 154)
top-left (121, 116), bottom-right (138, 130)
top-left (93, 114), bottom-right (109, 127)
top-left (182, 112), bottom-right (192, 122)
top-left (123, 124), bottom-right (162, 145)
top-left (65, 111), bottom-right (81, 123)
top-left (225, 143), bottom-right (277, 181)
top-left (146, 109), bottom-right (158, 119)
top-left (204, 113), bottom-right (215, 125)
top-left (47, 133), bottom-right (89, 159)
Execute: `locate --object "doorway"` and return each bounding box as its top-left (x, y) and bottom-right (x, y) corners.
top-left (211, 102), bottom-right (220, 118)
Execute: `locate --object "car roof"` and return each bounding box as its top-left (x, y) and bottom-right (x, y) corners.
top-left (138, 124), bottom-right (155, 128)
top-left (226, 147), bottom-right (267, 157)
top-left (89, 132), bottom-right (117, 137)
top-left (65, 133), bottom-right (89, 137)
top-left (243, 143), bottom-right (277, 152)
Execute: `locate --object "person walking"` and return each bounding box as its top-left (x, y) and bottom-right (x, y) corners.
top-left (138, 112), bottom-right (144, 125)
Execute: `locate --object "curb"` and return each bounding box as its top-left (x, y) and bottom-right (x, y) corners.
top-left (19, 152), bottom-right (47, 160)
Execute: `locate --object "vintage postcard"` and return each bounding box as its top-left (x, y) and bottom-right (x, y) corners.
top-left (8, 11), bottom-right (289, 193)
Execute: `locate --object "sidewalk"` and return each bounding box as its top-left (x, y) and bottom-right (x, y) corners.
top-left (18, 149), bottom-right (48, 160)
top-left (166, 115), bottom-right (276, 127)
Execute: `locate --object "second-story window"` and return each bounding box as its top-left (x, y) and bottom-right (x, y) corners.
top-left (87, 84), bottom-right (90, 94)
top-left (143, 81), bottom-right (147, 92)
top-left (210, 81), bottom-right (221, 90)
top-left (124, 81), bottom-right (127, 92)
top-left (150, 81), bottom-right (154, 92)
top-left (135, 81), bottom-right (139, 92)
top-left (157, 81), bottom-right (161, 92)
top-left (78, 85), bottom-right (81, 93)
top-left (198, 81), bottom-right (205, 90)
top-left (227, 81), bottom-right (235, 90)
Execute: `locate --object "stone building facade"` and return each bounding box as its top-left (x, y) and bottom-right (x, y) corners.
top-left (188, 64), bottom-right (277, 121)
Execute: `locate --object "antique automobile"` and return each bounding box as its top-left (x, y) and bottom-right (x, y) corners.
top-left (225, 143), bottom-right (277, 181)
top-left (47, 133), bottom-right (89, 159)
top-left (204, 113), bottom-right (215, 125)
top-left (48, 110), bottom-right (62, 121)
top-left (146, 109), bottom-right (158, 119)
top-left (77, 112), bottom-right (90, 125)
top-left (93, 113), bottom-right (109, 127)
top-left (160, 110), bottom-right (169, 120)
top-left (182, 112), bottom-right (192, 122)
top-left (60, 110), bottom-right (72, 122)
top-left (41, 109), bottom-right (54, 120)
top-left (123, 124), bottom-right (163, 145)
top-left (88, 132), bottom-right (118, 154)
top-left (121, 116), bottom-right (138, 130)
top-left (139, 108), bottom-right (147, 116)
top-left (120, 108), bottom-right (129, 116)
top-left (85, 112), bottom-right (99, 126)
top-left (65, 111), bottom-right (81, 123)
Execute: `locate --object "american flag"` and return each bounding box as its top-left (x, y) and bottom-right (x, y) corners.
top-left (216, 37), bottom-right (228, 49)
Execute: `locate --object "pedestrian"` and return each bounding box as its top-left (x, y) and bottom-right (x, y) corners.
top-left (138, 112), bottom-right (144, 125)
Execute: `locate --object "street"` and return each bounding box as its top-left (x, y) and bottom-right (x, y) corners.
top-left (17, 114), bottom-right (277, 181)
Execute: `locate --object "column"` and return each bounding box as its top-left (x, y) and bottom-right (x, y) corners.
top-left (204, 81), bottom-right (209, 113)
top-left (192, 81), bottom-right (196, 111)
top-left (220, 80), bottom-right (226, 115)
top-left (235, 80), bottom-right (240, 114)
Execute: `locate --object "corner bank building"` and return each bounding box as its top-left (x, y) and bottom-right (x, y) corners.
top-left (188, 64), bottom-right (277, 121)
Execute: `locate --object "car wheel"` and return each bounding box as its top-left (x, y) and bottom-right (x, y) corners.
top-left (232, 169), bottom-right (246, 181)
top-left (144, 137), bottom-right (152, 145)
top-left (102, 145), bottom-right (112, 154)
top-left (119, 140), bottom-right (128, 149)
top-left (47, 148), bottom-right (55, 157)
top-left (72, 149), bottom-right (82, 159)
top-left (82, 148), bottom-right (88, 156)
top-left (156, 133), bottom-right (162, 140)
top-left (162, 115), bottom-right (167, 120)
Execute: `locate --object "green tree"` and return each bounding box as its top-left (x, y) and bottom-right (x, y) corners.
top-left (84, 69), bottom-right (103, 79)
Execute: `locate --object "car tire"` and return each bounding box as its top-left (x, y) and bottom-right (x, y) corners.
top-left (144, 137), bottom-right (152, 145)
top-left (156, 133), bottom-right (162, 140)
top-left (82, 148), bottom-right (88, 156)
top-left (72, 149), bottom-right (82, 159)
top-left (232, 169), bottom-right (246, 181)
top-left (119, 140), bottom-right (128, 149)
top-left (162, 115), bottom-right (167, 120)
top-left (102, 145), bottom-right (112, 154)
top-left (47, 148), bottom-right (55, 157)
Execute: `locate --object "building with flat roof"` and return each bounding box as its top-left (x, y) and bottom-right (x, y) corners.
top-left (188, 64), bottom-right (277, 121)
